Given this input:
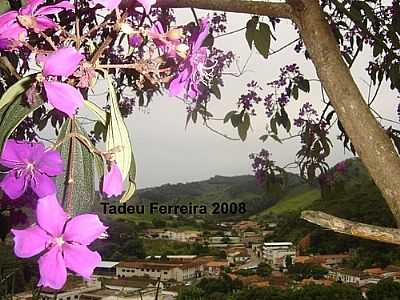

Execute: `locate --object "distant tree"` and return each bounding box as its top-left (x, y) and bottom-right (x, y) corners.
top-left (289, 283), bottom-right (363, 300)
top-left (121, 239), bottom-right (146, 259)
top-left (176, 286), bottom-right (203, 300)
top-left (152, 219), bottom-right (166, 228)
top-left (257, 263), bottom-right (273, 277)
top-left (367, 278), bottom-right (400, 300)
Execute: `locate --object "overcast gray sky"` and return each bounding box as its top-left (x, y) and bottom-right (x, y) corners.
top-left (92, 10), bottom-right (398, 188)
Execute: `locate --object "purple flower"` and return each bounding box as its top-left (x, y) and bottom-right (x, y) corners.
top-left (169, 18), bottom-right (211, 99)
top-left (37, 47), bottom-right (85, 117)
top-left (0, 139), bottom-right (63, 199)
top-left (11, 194), bottom-right (107, 290)
top-left (0, 0), bottom-right (73, 49)
top-left (335, 161), bottom-right (347, 173)
top-left (102, 163), bottom-right (123, 198)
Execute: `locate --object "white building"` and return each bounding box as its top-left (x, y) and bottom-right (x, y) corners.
top-left (116, 260), bottom-right (203, 282)
top-left (40, 277), bottom-right (101, 300)
top-left (263, 242), bottom-right (296, 269)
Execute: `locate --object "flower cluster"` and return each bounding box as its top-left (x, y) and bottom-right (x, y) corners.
top-left (238, 81), bottom-right (263, 114)
top-left (249, 149), bottom-right (271, 184)
top-left (293, 102), bottom-right (318, 128)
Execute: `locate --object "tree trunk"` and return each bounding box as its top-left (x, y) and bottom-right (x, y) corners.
top-left (162, 0), bottom-right (400, 227)
top-left (292, 0), bottom-right (400, 226)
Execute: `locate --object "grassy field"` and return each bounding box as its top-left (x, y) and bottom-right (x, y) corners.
top-left (254, 186), bottom-right (320, 218)
top-left (143, 239), bottom-right (194, 256)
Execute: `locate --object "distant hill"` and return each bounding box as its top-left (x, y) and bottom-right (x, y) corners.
top-left (127, 173), bottom-right (311, 220)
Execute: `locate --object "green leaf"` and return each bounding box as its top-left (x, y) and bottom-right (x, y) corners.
top-left (231, 113), bottom-right (241, 128)
top-left (0, 75), bottom-right (34, 112)
top-left (120, 153), bottom-right (136, 203)
top-left (254, 22), bottom-right (271, 59)
top-left (245, 16), bottom-right (258, 49)
top-left (224, 110), bottom-right (236, 123)
top-left (0, 2), bottom-right (10, 13)
top-left (105, 73), bottom-right (132, 180)
top-left (238, 113), bottom-right (251, 141)
top-left (295, 77), bottom-right (310, 93)
top-left (84, 100), bottom-right (107, 125)
top-left (260, 134), bottom-right (268, 142)
top-left (55, 120), bottom-right (96, 216)
top-left (292, 85), bottom-right (299, 100)
top-left (0, 94), bottom-right (43, 154)
top-left (270, 117), bottom-right (278, 135)
top-left (271, 134), bottom-right (282, 143)
top-left (210, 83), bottom-right (221, 99)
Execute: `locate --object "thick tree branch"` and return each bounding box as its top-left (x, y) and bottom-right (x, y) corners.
top-left (292, 0), bottom-right (400, 226)
top-left (158, 0), bottom-right (293, 18)
top-left (301, 211), bottom-right (400, 245)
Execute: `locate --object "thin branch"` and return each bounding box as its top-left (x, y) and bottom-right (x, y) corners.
top-left (301, 210), bottom-right (400, 245)
top-left (203, 120), bottom-right (240, 141)
top-left (215, 27), bottom-right (246, 39)
top-left (269, 38), bottom-right (300, 55)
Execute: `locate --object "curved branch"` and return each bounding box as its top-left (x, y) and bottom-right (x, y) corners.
top-left (158, 0), bottom-right (293, 18)
top-left (301, 210), bottom-right (400, 245)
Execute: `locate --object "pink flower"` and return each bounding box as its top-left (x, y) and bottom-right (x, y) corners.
top-left (37, 47), bottom-right (85, 117)
top-left (0, 139), bottom-right (63, 199)
top-left (102, 163), bottom-right (123, 198)
top-left (0, 0), bottom-right (73, 49)
top-left (12, 194), bottom-right (107, 290)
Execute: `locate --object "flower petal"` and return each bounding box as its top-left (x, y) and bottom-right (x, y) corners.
top-left (19, 0), bottom-right (44, 16)
top-left (102, 163), bottom-right (123, 198)
top-left (36, 194), bottom-right (68, 237)
top-left (43, 81), bottom-right (84, 117)
top-left (42, 47), bottom-right (84, 77)
top-left (34, 16), bottom-right (56, 32)
top-left (0, 11), bottom-right (18, 28)
top-left (31, 172), bottom-right (57, 198)
top-left (91, 0), bottom-right (122, 10)
top-left (38, 246), bottom-right (67, 290)
top-left (168, 67), bottom-right (190, 97)
top-left (34, 1), bottom-right (74, 16)
top-left (0, 21), bottom-right (26, 42)
top-left (0, 139), bottom-right (24, 168)
top-left (63, 243), bottom-right (101, 278)
top-left (64, 214), bottom-right (107, 245)
top-left (193, 18), bottom-right (210, 51)
top-left (12, 225), bottom-right (50, 258)
top-left (37, 149), bottom-right (64, 176)
top-left (0, 171), bottom-right (27, 199)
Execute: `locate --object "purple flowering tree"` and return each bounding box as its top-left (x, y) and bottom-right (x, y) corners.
top-left (0, 0), bottom-right (399, 296)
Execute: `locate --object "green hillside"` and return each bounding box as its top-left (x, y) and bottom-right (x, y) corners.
top-left (253, 185), bottom-right (320, 218)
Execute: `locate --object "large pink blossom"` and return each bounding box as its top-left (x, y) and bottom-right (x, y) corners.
top-left (12, 194), bottom-right (107, 290)
top-left (37, 47), bottom-right (85, 117)
top-left (0, 139), bottom-right (63, 199)
top-left (0, 0), bottom-right (73, 49)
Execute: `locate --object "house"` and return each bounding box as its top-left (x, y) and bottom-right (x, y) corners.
top-left (299, 278), bottom-right (334, 287)
top-left (93, 261), bottom-right (119, 278)
top-left (263, 242), bottom-right (296, 269)
top-left (116, 260), bottom-right (203, 282)
top-left (39, 277), bottom-right (101, 300)
top-left (239, 275), bottom-right (270, 288)
top-left (226, 248), bottom-right (250, 265)
top-left (145, 255), bottom-right (198, 261)
top-left (295, 254), bottom-right (349, 269)
top-left (328, 269), bottom-right (375, 286)
top-left (143, 229), bottom-right (202, 242)
top-left (206, 261), bottom-right (230, 276)
top-left (232, 221), bottom-right (262, 235)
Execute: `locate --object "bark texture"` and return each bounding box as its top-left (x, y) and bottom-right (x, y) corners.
top-left (292, 0), bottom-right (400, 226)
top-left (302, 211), bottom-right (400, 245)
